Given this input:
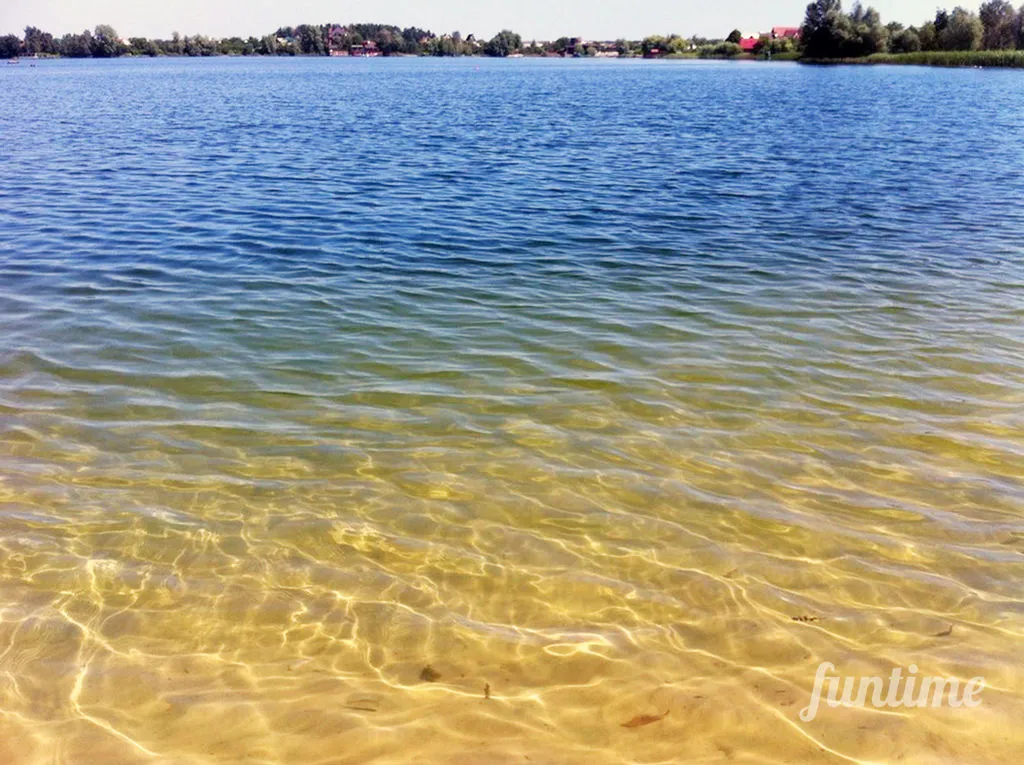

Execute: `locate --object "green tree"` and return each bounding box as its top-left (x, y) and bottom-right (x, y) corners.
top-left (400, 26), bottom-right (431, 54)
top-left (939, 6), bottom-right (983, 50)
top-left (218, 37), bottom-right (249, 55)
top-left (296, 24), bottom-right (326, 54)
top-left (979, 0), bottom-right (1017, 48)
top-left (890, 27), bottom-right (922, 52)
top-left (726, 29), bottom-right (743, 44)
top-left (662, 34), bottom-right (689, 54)
top-left (550, 36), bottom-right (570, 55)
top-left (918, 21), bottom-right (939, 49)
top-left (640, 35), bottom-right (667, 55)
top-left (258, 35), bottom-right (278, 55)
top-left (848, 3), bottom-right (888, 55)
top-left (59, 31), bottom-right (93, 57)
top-left (800, 0), bottom-right (849, 57)
top-left (800, 0), bottom-right (888, 57)
top-left (697, 41), bottom-right (743, 57)
top-left (483, 29), bottom-right (521, 56)
top-left (128, 37), bottom-right (160, 56)
top-left (0, 34), bottom-right (19, 58)
top-left (181, 34), bottom-right (218, 56)
top-left (90, 24), bottom-right (125, 57)
top-left (760, 35), bottom-right (797, 54)
top-left (373, 28), bottom-right (404, 55)
top-left (23, 26), bottom-right (57, 55)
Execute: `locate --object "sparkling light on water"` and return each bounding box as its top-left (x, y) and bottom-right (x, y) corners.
top-left (1, 57), bottom-right (1023, 764)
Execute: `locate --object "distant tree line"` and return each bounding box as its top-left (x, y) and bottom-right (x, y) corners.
top-left (0, 23), bottom-right (527, 58)
top-left (4, 4), bottom-right (1022, 62)
top-left (0, 23), bottom-right (767, 60)
top-left (801, 0), bottom-right (1024, 58)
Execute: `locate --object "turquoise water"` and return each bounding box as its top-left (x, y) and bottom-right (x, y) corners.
top-left (1, 57), bottom-right (1023, 764)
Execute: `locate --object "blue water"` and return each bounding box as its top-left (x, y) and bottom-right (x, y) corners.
top-left (0, 57), bottom-right (1023, 764)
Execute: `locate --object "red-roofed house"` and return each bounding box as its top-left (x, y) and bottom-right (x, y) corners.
top-left (771, 26), bottom-right (801, 39)
top-left (739, 36), bottom-right (759, 52)
top-left (351, 40), bottom-right (380, 57)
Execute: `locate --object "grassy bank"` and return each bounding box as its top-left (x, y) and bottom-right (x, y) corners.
top-left (804, 50), bottom-right (1024, 68)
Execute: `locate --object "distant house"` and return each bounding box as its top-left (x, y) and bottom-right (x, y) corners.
top-left (739, 37), bottom-right (759, 52)
top-left (351, 40), bottom-right (380, 57)
top-left (771, 26), bottom-right (801, 39)
top-left (593, 40), bottom-right (621, 57)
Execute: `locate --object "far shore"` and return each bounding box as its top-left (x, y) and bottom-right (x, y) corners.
top-left (10, 6), bottom-right (1024, 71)
top-left (10, 50), bottom-right (1024, 68)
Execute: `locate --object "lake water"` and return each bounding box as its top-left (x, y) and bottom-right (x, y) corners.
top-left (1, 56), bottom-right (1023, 764)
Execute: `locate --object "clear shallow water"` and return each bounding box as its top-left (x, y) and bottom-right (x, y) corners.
top-left (1, 56), bottom-right (1023, 764)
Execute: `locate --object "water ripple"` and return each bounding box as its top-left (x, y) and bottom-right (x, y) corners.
top-left (0, 57), bottom-right (1022, 764)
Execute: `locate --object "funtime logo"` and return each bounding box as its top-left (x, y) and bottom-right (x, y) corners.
top-left (800, 662), bottom-right (984, 722)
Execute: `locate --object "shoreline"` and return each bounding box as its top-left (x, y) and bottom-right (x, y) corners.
top-left (11, 51), bottom-right (1024, 68)
top-left (803, 50), bottom-right (1024, 69)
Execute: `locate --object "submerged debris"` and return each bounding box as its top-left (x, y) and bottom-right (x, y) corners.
top-left (344, 704), bottom-right (380, 716)
top-left (621, 710), bottom-right (669, 728)
top-left (484, 683), bottom-right (491, 700)
top-left (420, 665), bottom-right (442, 682)
top-left (933, 624), bottom-right (954, 637)
top-left (344, 693), bottom-right (381, 712)
top-left (791, 615), bottom-right (821, 623)
top-left (621, 711), bottom-right (669, 728)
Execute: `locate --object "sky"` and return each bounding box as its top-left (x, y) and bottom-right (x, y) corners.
top-left (1, 0), bottom-right (955, 42)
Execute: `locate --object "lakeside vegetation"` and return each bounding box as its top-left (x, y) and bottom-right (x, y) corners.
top-left (3, 2), bottom-right (1024, 67)
top-left (807, 49), bottom-right (1024, 67)
top-left (0, 24), bottom-right (741, 60)
top-left (802, 0), bottom-right (1024, 59)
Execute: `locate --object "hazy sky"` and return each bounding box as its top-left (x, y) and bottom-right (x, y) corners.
top-left (1, 1), bottom-right (953, 42)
